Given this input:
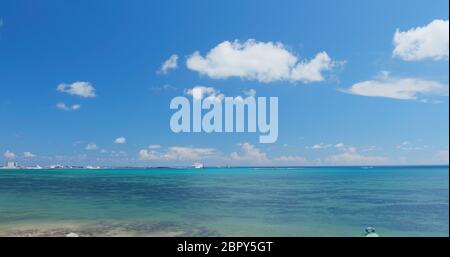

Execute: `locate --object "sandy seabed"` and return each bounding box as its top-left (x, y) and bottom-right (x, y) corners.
top-left (0, 221), bottom-right (220, 237)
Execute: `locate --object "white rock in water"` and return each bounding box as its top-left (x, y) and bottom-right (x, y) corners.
top-left (66, 232), bottom-right (79, 237)
top-left (366, 232), bottom-right (379, 237)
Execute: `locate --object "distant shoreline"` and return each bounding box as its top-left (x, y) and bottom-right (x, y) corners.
top-left (0, 164), bottom-right (448, 171)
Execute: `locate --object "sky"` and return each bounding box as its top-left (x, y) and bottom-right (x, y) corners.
top-left (0, 0), bottom-right (448, 166)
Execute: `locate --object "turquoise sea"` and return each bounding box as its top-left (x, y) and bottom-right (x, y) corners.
top-left (0, 166), bottom-right (448, 236)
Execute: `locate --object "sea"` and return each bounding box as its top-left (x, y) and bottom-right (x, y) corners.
top-left (0, 166), bottom-right (448, 236)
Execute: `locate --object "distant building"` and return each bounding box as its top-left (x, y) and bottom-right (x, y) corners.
top-left (193, 162), bottom-right (204, 169)
top-left (49, 164), bottom-right (64, 169)
top-left (6, 162), bottom-right (19, 169)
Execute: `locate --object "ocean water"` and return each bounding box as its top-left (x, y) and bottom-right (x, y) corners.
top-left (0, 166), bottom-right (448, 236)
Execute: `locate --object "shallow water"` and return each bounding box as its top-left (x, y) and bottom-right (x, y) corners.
top-left (0, 166), bottom-right (448, 236)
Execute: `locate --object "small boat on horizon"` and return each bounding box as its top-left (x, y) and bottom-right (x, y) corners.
top-left (193, 163), bottom-right (204, 169)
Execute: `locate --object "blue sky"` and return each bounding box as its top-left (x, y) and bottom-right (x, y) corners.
top-left (0, 0), bottom-right (448, 166)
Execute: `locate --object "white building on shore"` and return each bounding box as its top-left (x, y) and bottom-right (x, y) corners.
top-left (0, 162), bottom-right (19, 169)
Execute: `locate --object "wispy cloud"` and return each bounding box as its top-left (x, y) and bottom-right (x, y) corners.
top-left (274, 155), bottom-right (307, 164)
top-left (396, 141), bottom-right (426, 151)
top-left (436, 148), bottom-right (449, 163)
top-left (343, 72), bottom-right (448, 101)
top-left (307, 143), bottom-right (332, 149)
top-left (150, 84), bottom-right (178, 92)
top-left (334, 143), bottom-right (345, 148)
top-left (85, 143), bottom-right (98, 151)
top-left (56, 102), bottom-right (81, 111)
top-left (158, 54), bottom-right (178, 74)
top-left (243, 88), bottom-right (256, 97)
top-left (325, 147), bottom-right (388, 165)
top-left (139, 145), bottom-right (217, 161)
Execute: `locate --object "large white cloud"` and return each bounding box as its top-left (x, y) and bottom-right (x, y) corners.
top-left (57, 81), bottom-right (96, 98)
top-left (186, 39), bottom-right (337, 83)
top-left (158, 54), bottom-right (178, 74)
top-left (344, 72), bottom-right (448, 100)
top-left (393, 19), bottom-right (449, 61)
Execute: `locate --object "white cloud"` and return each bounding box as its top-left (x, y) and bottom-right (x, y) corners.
top-left (393, 19), bottom-right (449, 61)
top-left (56, 102), bottom-right (69, 111)
top-left (326, 147), bottom-right (388, 165)
top-left (311, 142), bottom-right (348, 150)
top-left (139, 149), bottom-right (159, 160)
top-left (309, 143), bottom-right (331, 149)
top-left (57, 81), bottom-right (96, 98)
top-left (23, 151), bottom-right (36, 158)
top-left (418, 98), bottom-right (443, 104)
top-left (158, 54), bottom-right (178, 74)
top-left (139, 146), bottom-right (217, 161)
top-left (229, 142), bottom-right (269, 163)
top-left (164, 146), bottom-right (216, 160)
top-left (243, 88), bottom-right (256, 97)
top-left (362, 146), bottom-right (379, 152)
top-left (3, 150), bottom-right (16, 159)
top-left (436, 149), bottom-right (449, 163)
top-left (334, 143), bottom-right (345, 148)
top-left (85, 143), bottom-right (98, 150)
top-left (290, 52), bottom-right (335, 82)
top-left (186, 39), bottom-right (337, 83)
top-left (344, 72), bottom-right (448, 100)
top-left (56, 102), bottom-right (81, 111)
top-left (396, 141), bottom-right (424, 151)
top-left (185, 86), bottom-right (224, 100)
top-left (274, 155), bottom-right (306, 163)
top-left (114, 137), bottom-right (126, 144)
top-left (148, 144), bottom-right (161, 149)
top-left (71, 104), bottom-right (81, 110)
